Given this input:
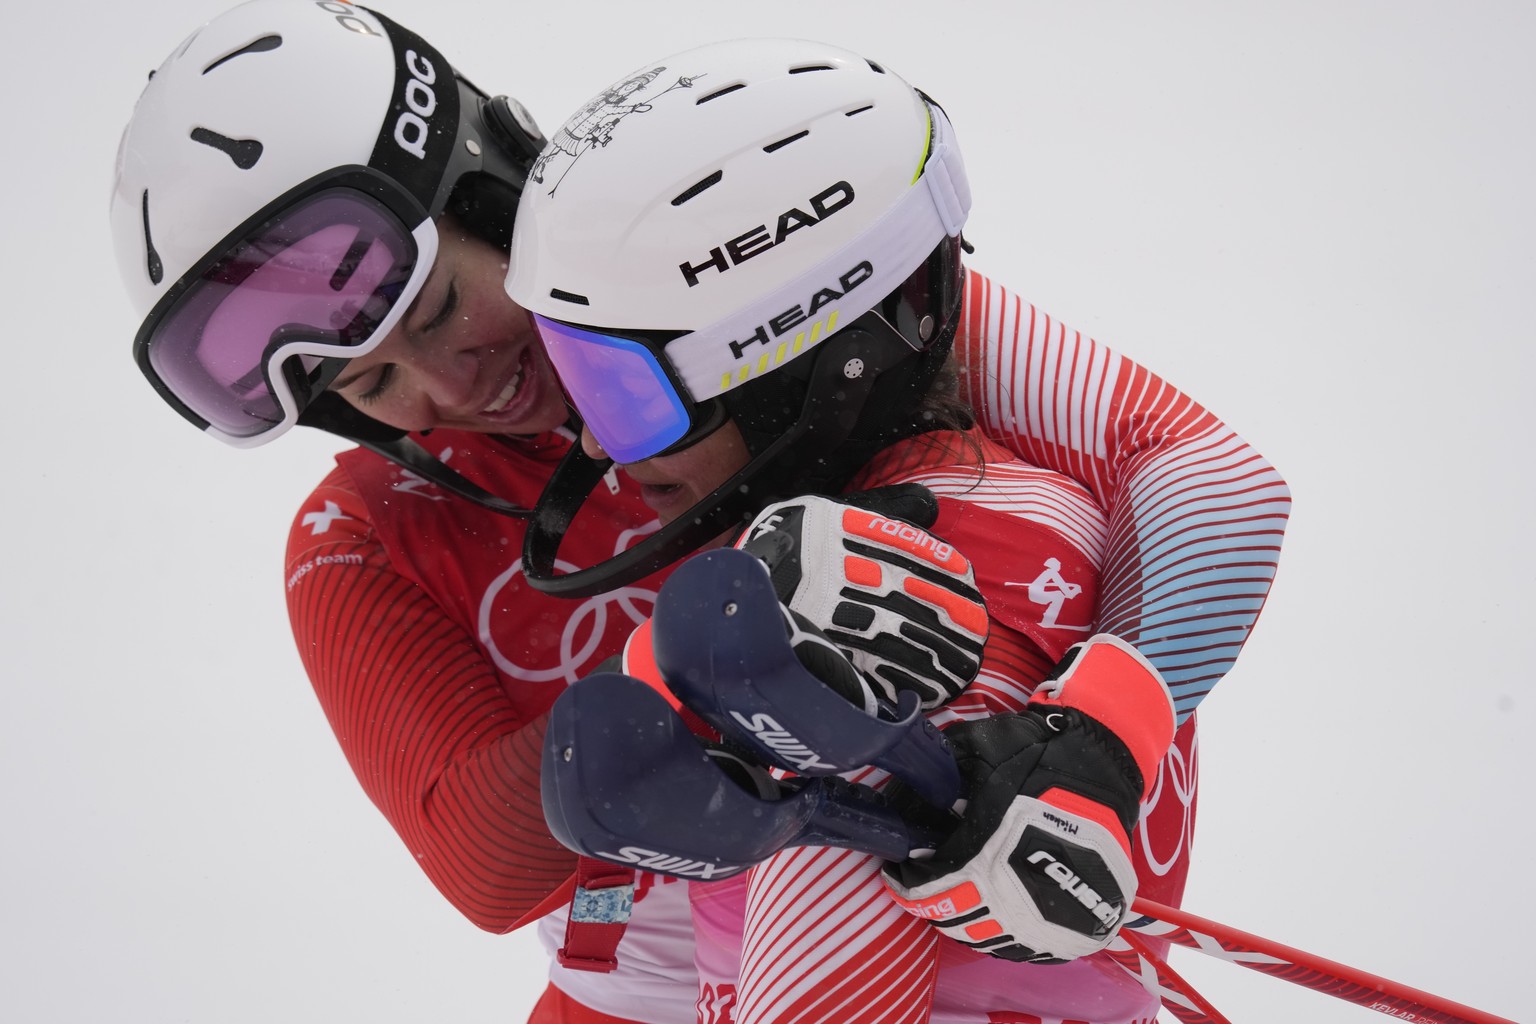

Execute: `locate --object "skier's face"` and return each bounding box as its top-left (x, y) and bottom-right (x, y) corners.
top-left (580, 421), bottom-right (751, 526)
top-left (327, 216), bottom-right (569, 436)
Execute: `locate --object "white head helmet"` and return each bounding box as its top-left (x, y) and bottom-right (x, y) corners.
top-left (507, 37), bottom-right (971, 596)
top-left (111, 0), bottom-right (544, 448)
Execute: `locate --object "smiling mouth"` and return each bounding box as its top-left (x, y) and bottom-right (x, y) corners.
top-left (481, 349), bottom-right (532, 414)
top-left (482, 370), bottom-right (524, 414)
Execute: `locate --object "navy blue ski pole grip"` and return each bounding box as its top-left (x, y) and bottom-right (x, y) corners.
top-left (542, 673), bottom-right (922, 879)
top-left (650, 547), bottom-right (963, 810)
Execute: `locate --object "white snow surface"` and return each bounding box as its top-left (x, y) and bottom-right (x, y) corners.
top-left (4, 1), bottom-right (1532, 1022)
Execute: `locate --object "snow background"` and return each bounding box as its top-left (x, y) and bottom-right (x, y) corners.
top-left (4, 0), bottom-right (1532, 1021)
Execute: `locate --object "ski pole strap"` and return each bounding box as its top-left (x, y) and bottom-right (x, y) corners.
top-left (556, 857), bottom-right (635, 973)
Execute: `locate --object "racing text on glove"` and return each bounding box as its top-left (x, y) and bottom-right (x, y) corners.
top-left (734, 487), bottom-right (989, 710)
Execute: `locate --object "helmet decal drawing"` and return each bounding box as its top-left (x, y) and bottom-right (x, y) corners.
top-left (507, 37), bottom-right (972, 597)
top-left (529, 66), bottom-right (706, 195)
top-left (111, 0), bottom-right (544, 450)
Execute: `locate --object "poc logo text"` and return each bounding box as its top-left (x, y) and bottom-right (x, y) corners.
top-left (393, 50), bottom-right (439, 159)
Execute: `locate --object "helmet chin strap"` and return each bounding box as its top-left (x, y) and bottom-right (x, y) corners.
top-left (349, 433), bottom-right (535, 519)
top-left (299, 391), bottom-right (536, 519)
top-left (522, 325), bottom-right (901, 599)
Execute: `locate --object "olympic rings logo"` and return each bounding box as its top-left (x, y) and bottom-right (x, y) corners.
top-left (477, 557), bottom-right (658, 684)
top-left (1137, 723), bottom-right (1199, 878)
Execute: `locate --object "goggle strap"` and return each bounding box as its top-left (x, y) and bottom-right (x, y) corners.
top-left (523, 326), bottom-right (890, 598)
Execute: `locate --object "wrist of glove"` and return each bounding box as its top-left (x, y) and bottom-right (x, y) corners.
top-left (735, 486), bottom-right (989, 710)
top-left (882, 634), bottom-right (1175, 963)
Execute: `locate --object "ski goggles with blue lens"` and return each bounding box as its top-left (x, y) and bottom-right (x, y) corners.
top-left (532, 315), bottom-right (728, 464)
top-left (531, 239), bottom-right (964, 468)
top-left (534, 249), bottom-right (959, 469)
top-left (133, 167), bottom-right (437, 448)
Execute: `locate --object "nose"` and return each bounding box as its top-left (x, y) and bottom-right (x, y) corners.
top-left (580, 424), bottom-right (609, 461)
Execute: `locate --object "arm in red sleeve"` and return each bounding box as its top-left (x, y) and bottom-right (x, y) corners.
top-left (956, 268), bottom-right (1292, 719)
top-left (284, 483), bottom-right (572, 933)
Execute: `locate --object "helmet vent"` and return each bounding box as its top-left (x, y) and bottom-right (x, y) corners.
top-left (202, 34), bottom-right (281, 75)
top-left (139, 190), bottom-right (164, 285)
top-left (844, 105), bottom-right (874, 118)
top-left (550, 288), bottom-right (591, 306)
top-left (696, 82), bottom-right (746, 104)
top-left (762, 130), bottom-right (809, 154)
top-left (788, 64), bottom-right (835, 75)
top-left (672, 170), bottom-right (724, 207)
top-left (190, 127), bottom-right (264, 170)
top-left (866, 60), bottom-right (886, 74)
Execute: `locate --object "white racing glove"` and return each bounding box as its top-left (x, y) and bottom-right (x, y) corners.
top-left (882, 634), bottom-right (1176, 963)
top-left (734, 486), bottom-right (989, 710)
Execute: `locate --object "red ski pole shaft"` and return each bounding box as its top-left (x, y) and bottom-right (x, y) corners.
top-left (1115, 929), bottom-right (1233, 1024)
top-left (1130, 898), bottom-right (1517, 1024)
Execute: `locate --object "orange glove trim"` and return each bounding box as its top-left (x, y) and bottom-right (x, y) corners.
top-left (1037, 786), bottom-right (1134, 861)
top-left (1029, 639), bottom-right (1174, 793)
top-left (885, 879), bottom-right (983, 921)
top-left (840, 508), bottom-right (971, 575)
top-left (904, 576), bottom-right (989, 636)
top-left (843, 554), bottom-right (884, 588)
top-left (621, 618), bottom-right (682, 713)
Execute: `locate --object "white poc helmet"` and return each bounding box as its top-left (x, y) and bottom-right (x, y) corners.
top-left (111, 0), bottom-right (544, 450)
top-left (508, 37), bottom-right (972, 597)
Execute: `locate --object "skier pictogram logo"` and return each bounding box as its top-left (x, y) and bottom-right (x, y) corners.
top-left (1006, 557), bottom-right (1092, 631)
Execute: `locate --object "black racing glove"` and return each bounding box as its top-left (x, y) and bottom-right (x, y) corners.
top-left (882, 634), bottom-right (1175, 963)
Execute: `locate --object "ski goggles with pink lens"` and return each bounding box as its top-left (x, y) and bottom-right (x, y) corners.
top-left (132, 168), bottom-right (437, 447)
